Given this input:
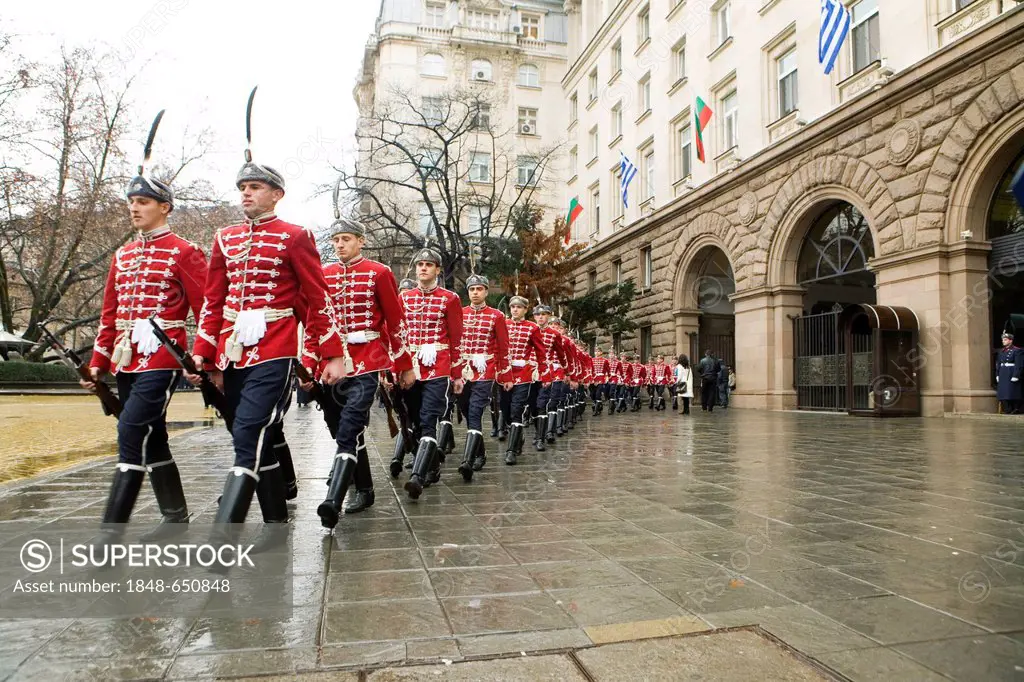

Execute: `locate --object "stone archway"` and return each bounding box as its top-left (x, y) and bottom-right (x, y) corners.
top-left (675, 241), bottom-right (736, 369)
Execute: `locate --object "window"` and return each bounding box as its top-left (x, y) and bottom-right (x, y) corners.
top-left (777, 48), bottom-right (798, 117)
top-left (954, 0), bottom-right (976, 9)
top-left (722, 90), bottom-right (738, 150)
top-left (672, 39), bottom-right (686, 82)
top-left (611, 40), bottom-right (622, 75)
top-left (714, 1), bottom-right (731, 47)
top-left (517, 156), bottom-right (539, 186)
top-left (518, 107), bottom-right (537, 134)
top-left (422, 96), bottom-right (444, 126)
top-left (642, 148), bottom-right (655, 201)
top-left (640, 247), bottom-right (653, 289)
top-left (470, 59), bottom-right (492, 81)
top-left (570, 92), bottom-right (578, 124)
top-left (419, 147), bottom-right (442, 178)
top-left (640, 325), bottom-right (652, 360)
top-left (471, 102), bottom-right (490, 130)
top-left (588, 69), bottom-right (598, 102)
top-left (520, 13), bottom-right (541, 38)
top-left (613, 332), bottom-right (622, 354)
top-left (569, 147), bottom-right (578, 176)
top-left (851, 0), bottom-right (880, 73)
top-left (676, 122), bottom-right (692, 180)
top-left (590, 186), bottom-right (601, 235)
top-left (589, 126), bottom-right (599, 160)
top-left (588, 269), bottom-right (597, 292)
top-left (637, 5), bottom-right (650, 44)
top-left (424, 3), bottom-right (445, 28)
top-left (419, 203), bottom-right (441, 237)
top-left (421, 52), bottom-right (445, 77)
top-left (470, 152), bottom-right (491, 182)
top-left (612, 102), bottom-right (623, 139)
top-left (467, 10), bottom-right (499, 30)
top-left (613, 259), bottom-right (623, 284)
top-left (518, 63), bottom-right (540, 87)
top-left (639, 74), bottom-right (651, 113)
top-left (467, 205), bottom-right (490, 236)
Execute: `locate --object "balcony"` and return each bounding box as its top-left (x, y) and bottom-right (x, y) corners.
top-left (767, 109), bottom-right (807, 144)
top-left (936, 0), bottom-right (1004, 48)
top-left (715, 146), bottom-right (741, 173)
top-left (838, 60), bottom-right (894, 103)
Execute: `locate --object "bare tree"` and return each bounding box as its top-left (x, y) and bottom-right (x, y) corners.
top-left (0, 46), bottom-right (218, 356)
top-left (336, 84), bottom-right (562, 287)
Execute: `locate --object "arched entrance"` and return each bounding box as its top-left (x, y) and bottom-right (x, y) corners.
top-left (987, 149), bottom-right (1024, 380)
top-left (793, 202), bottom-right (877, 410)
top-left (690, 246), bottom-right (735, 368)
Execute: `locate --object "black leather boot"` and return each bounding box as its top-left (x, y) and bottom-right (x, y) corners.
top-left (139, 461), bottom-right (189, 542)
top-left (95, 464), bottom-right (145, 552)
top-left (556, 408), bottom-right (566, 436)
top-left (545, 412), bottom-right (557, 444)
top-left (405, 438), bottom-right (437, 500)
top-left (489, 407), bottom-right (499, 437)
top-left (437, 420), bottom-right (455, 455)
top-left (318, 453), bottom-right (357, 529)
top-left (534, 416), bottom-right (547, 451)
top-left (208, 468), bottom-right (259, 570)
top-left (458, 431), bottom-right (483, 482)
top-left (471, 431), bottom-right (487, 471)
top-left (504, 424), bottom-right (522, 465)
top-left (497, 410), bottom-right (507, 441)
top-left (251, 464), bottom-right (289, 553)
top-left (273, 438), bottom-right (299, 500)
top-left (390, 430), bottom-right (407, 478)
top-left (343, 487), bottom-right (375, 513)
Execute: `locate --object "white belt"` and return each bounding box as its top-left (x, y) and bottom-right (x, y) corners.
top-left (223, 307), bottom-right (294, 362)
top-left (511, 359), bottom-right (527, 368)
top-left (113, 317), bottom-right (186, 363)
top-left (1003, 363), bottom-right (1017, 367)
top-left (345, 331), bottom-right (380, 344)
top-left (115, 318), bottom-right (186, 332)
top-left (552, 363), bottom-right (562, 370)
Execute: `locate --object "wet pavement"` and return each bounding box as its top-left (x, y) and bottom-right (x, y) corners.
top-left (1, 402), bottom-right (1023, 680)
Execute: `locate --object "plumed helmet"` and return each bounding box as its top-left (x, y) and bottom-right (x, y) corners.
top-left (466, 273), bottom-right (489, 289)
top-left (533, 304), bottom-right (552, 316)
top-left (413, 247), bottom-right (442, 266)
top-left (236, 162), bottom-right (285, 191)
top-left (126, 175), bottom-right (174, 211)
top-left (399, 278), bottom-right (416, 291)
top-left (509, 295), bottom-right (529, 308)
top-left (1003, 331), bottom-right (1015, 340)
top-left (330, 218), bottom-right (366, 238)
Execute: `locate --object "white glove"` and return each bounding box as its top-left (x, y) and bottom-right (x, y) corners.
top-left (1013, 377), bottom-right (1019, 383)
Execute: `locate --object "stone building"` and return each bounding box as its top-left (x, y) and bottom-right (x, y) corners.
top-left (565, 0), bottom-right (1024, 416)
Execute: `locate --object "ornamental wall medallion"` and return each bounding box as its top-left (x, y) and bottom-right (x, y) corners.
top-left (887, 119), bottom-right (921, 166)
top-left (737, 191), bottom-right (758, 227)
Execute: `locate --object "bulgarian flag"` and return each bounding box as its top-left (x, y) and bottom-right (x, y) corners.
top-left (564, 196), bottom-right (583, 245)
top-left (695, 97), bottom-right (714, 163)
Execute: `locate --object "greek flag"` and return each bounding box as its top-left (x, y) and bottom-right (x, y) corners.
top-left (818, 0), bottom-right (851, 76)
top-left (619, 152), bottom-right (638, 209)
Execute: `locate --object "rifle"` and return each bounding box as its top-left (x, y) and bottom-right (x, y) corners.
top-left (38, 324), bottom-right (122, 418)
top-left (292, 360), bottom-right (340, 439)
top-left (376, 382), bottom-right (400, 439)
top-left (147, 317), bottom-right (234, 431)
top-left (388, 380), bottom-right (414, 450)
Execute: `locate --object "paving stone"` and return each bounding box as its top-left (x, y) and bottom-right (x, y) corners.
top-left (367, 654), bottom-right (586, 681)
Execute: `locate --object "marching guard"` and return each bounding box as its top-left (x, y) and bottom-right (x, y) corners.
top-left (590, 348), bottom-right (609, 415)
top-left (187, 89), bottom-right (347, 537)
top-left (455, 274), bottom-right (512, 481)
top-left (502, 296), bottom-right (550, 464)
top-left (606, 350), bottom-right (622, 415)
top-left (533, 305), bottom-right (568, 447)
top-left (398, 248), bottom-right (464, 499)
top-left (302, 216), bottom-right (414, 529)
top-left (83, 110), bottom-right (207, 543)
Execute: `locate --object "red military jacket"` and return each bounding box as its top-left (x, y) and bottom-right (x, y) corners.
top-left (580, 351), bottom-right (595, 383)
top-left (400, 284), bottom-right (464, 380)
top-left (194, 214), bottom-right (343, 370)
top-left (91, 226), bottom-right (207, 374)
top-left (645, 362), bottom-right (657, 384)
top-left (655, 362), bottom-right (673, 385)
top-left (313, 255), bottom-right (412, 378)
top-left (569, 345), bottom-right (592, 384)
top-left (537, 325), bottom-right (569, 382)
top-left (632, 362), bottom-right (647, 387)
top-left (460, 304), bottom-right (511, 382)
top-left (622, 362), bottom-right (635, 386)
top-left (592, 356), bottom-right (609, 382)
top-left (607, 356), bottom-right (621, 384)
top-left (505, 317), bottom-right (549, 385)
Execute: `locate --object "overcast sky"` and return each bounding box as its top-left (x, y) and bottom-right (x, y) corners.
top-left (5, 0), bottom-right (381, 229)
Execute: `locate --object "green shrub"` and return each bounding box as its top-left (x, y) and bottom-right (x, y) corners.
top-left (0, 359), bottom-right (79, 383)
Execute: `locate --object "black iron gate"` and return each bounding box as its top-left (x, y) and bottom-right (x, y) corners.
top-left (793, 309), bottom-right (873, 411)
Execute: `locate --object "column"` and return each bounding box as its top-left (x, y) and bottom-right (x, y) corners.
top-left (673, 308), bottom-right (700, 359)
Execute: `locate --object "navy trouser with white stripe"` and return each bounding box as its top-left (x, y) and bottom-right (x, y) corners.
top-left (457, 379), bottom-right (493, 431)
top-left (325, 372), bottom-right (379, 484)
top-left (223, 358), bottom-right (293, 473)
top-left (115, 370), bottom-right (180, 467)
top-left (404, 376), bottom-right (450, 441)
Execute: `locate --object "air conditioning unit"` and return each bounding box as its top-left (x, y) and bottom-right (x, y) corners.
top-left (512, 25), bottom-right (522, 33)
top-left (520, 123), bottom-right (533, 134)
top-left (474, 70), bottom-right (487, 80)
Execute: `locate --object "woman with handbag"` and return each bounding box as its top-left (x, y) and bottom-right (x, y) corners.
top-left (675, 355), bottom-right (693, 415)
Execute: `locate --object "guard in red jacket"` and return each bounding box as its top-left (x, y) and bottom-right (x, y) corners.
top-left (606, 350), bottom-right (622, 415)
top-left (303, 218), bottom-right (414, 528)
top-left (83, 117), bottom-right (207, 544)
top-left (187, 149), bottom-right (347, 539)
top-left (533, 305), bottom-right (568, 446)
top-left (502, 296), bottom-right (549, 464)
top-left (550, 318), bottom-right (580, 430)
top-left (399, 247), bottom-right (464, 499)
top-left (455, 274), bottom-right (511, 481)
top-left (590, 348), bottom-right (609, 415)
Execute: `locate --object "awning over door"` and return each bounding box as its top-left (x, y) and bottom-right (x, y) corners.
top-left (838, 304), bottom-right (920, 332)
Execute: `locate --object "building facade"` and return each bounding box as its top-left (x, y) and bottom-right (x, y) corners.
top-left (564, 0), bottom-right (1024, 416)
top-left (354, 0), bottom-right (571, 249)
